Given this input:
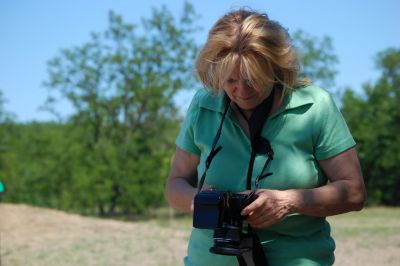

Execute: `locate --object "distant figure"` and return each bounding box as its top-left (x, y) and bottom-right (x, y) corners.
top-left (165, 8), bottom-right (366, 266)
top-left (0, 180), bottom-right (4, 201)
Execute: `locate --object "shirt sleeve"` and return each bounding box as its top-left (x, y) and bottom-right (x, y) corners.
top-left (313, 89), bottom-right (356, 160)
top-left (175, 90), bottom-right (202, 156)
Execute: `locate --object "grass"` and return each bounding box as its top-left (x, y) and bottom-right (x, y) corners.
top-left (1, 204), bottom-right (399, 266)
top-left (328, 207), bottom-right (400, 237)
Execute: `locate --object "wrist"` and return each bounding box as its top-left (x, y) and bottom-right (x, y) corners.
top-left (282, 189), bottom-right (300, 214)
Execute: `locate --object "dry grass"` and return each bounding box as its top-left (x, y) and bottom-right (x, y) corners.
top-left (0, 204), bottom-right (188, 266)
top-left (1, 203), bottom-right (399, 266)
top-left (328, 208), bottom-right (400, 266)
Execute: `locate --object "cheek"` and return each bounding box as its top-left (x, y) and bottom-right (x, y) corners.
top-left (223, 85), bottom-right (235, 97)
top-left (257, 88), bottom-right (272, 99)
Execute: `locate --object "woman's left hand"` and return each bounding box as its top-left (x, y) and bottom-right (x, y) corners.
top-left (240, 189), bottom-right (292, 228)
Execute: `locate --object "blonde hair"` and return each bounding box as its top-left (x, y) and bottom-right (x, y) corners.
top-left (195, 9), bottom-right (309, 96)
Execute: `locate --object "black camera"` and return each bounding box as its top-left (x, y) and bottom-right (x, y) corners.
top-left (193, 190), bottom-right (256, 256)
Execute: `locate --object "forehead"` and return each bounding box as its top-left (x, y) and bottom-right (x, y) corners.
top-left (228, 64), bottom-right (246, 79)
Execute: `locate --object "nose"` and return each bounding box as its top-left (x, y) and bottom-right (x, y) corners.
top-left (235, 78), bottom-right (251, 96)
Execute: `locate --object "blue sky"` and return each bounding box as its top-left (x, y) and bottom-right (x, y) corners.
top-left (1, 0), bottom-right (399, 122)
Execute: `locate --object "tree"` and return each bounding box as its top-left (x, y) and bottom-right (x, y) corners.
top-left (42, 2), bottom-right (200, 216)
top-left (292, 30), bottom-right (339, 89)
top-left (341, 48), bottom-right (400, 205)
top-left (0, 91), bottom-right (15, 123)
top-left (0, 90), bottom-right (15, 199)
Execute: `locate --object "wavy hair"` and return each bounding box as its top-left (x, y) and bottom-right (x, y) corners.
top-left (195, 9), bottom-right (309, 96)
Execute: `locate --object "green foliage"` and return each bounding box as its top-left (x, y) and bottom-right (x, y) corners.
top-left (341, 48), bottom-right (400, 205)
top-left (2, 2), bottom-right (199, 216)
top-left (0, 91), bottom-right (15, 199)
top-left (292, 30), bottom-right (339, 88)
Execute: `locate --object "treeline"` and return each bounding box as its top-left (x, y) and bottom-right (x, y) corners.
top-left (0, 121), bottom-right (179, 215)
top-left (0, 3), bottom-right (399, 217)
top-left (341, 48), bottom-right (400, 205)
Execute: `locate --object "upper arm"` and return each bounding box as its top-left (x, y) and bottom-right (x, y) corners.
top-left (318, 147), bottom-right (366, 206)
top-left (168, 147), bottom-right (200, 187)
top-left (311, 88), bottom-right (366, 209)
top-left (312, 87), bottom-right (356, 160)
top-left (318, 148), bottom-right (363, 182)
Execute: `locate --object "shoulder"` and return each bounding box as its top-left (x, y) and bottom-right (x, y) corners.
top-left (184, 88), bottom-right (222, 124)
top-left (186, 88), bottom-right (209, 113)
top-left (193, 87), bottom-right (210, 100)
top-left (293, 84), bottom-right (333, 103)
top-left (190, 88), bottom-right (225, 113)
top-left (289, 85), bottom-right (338, 114)
top-left (190, 88), bottom-right (215, 106)
top-left (282, 84), bottom-right (334, 112)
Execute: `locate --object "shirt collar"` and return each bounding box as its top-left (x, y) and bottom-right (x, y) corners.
top-left (198, 86), bottom-right (314, 115)
top-left (270, 86), bottom-right (314, 118)
top-left (198, 88), bottom-right (227, 113)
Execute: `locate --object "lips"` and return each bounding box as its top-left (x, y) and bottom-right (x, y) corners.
top-left (237, 95), bottom-right (255, 101)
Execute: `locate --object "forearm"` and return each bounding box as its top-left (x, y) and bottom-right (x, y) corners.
top-left (286, 179), bottom-right (366, 217)
top-left (165, 177), bottom-right (197, 213)
top-left (243, 148), bottom-right (366, 228)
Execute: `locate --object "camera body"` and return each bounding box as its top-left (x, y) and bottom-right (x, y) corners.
top-left (193, 190), bottom-right (255, 255)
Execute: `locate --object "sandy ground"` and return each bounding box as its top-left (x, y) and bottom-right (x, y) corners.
top-left (0, 203), bottom-right (399, 266)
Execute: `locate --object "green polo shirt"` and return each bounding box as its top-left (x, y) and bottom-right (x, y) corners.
top-left (176, 85), bottom-right (356, 266)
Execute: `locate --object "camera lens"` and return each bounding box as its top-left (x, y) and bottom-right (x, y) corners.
top-left (213, 226), bottom-right (241, 245)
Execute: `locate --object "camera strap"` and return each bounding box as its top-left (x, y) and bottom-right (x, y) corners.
top-left (198, 84), bottom-right (278, 193)
top-left (235, 86), bottom-right (280, 266)
top-left (197, 96), bottom-right (231, 193)
top-left (243, 84), bottom-right (278, 190)
top-left (237, 232), bottom-right (268, 266)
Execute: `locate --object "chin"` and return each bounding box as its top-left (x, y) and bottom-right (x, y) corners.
top-left (240, 105), bottom-right (256, 111)
top-left (236, 100), bottom-right (258, 110)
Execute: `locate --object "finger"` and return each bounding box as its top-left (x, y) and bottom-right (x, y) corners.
top-left (247, 212), bottom-right (269, 228)
top-left (241, 195), bottom-right (265, 216)
top-left (238, 190), bottom-right (252, 195)
top-left (200, 184), bottom-right (215, 191)
top-left (248, 211), bottom-right (286, 228)
top-left (241, 203), bottom-right (253, 216)
top-left (246, 212), bottom-right (264, 224)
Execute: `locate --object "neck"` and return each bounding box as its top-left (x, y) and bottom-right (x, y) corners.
top-left (233, 89), bottom-right (279, 122)
top-left (240, 108), bottom-right (253, 120)
top-left (231, 103), bottom-right (251, 122)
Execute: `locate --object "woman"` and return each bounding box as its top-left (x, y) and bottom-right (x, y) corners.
top-left (165, 8), bottom-right (366, 266)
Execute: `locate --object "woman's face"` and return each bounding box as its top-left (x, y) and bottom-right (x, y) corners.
top-left (223, 65), bottom-right (273, 110)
